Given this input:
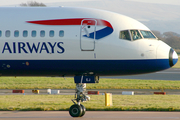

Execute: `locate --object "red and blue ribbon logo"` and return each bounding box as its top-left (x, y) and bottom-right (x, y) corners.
top-left (27, 18), bottom-right (113, 40)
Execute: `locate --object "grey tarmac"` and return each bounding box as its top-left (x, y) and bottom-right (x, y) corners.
top-left (0, 111), bottom-right (180, 120)
top-left (102, 68), bottom-right (180, 80)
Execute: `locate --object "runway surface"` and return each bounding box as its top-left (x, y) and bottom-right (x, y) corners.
top-left (0, 111), bottom-right (180, 120)
top-left (103, 68), bottom-right (180, 80)
top-left (0, 69), bottom-right (180, 119)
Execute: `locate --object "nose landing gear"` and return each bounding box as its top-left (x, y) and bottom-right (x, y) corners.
top-left (69, 83), bottom-right (89, 117)
top-left (69, 75), bottom-right (99, 117)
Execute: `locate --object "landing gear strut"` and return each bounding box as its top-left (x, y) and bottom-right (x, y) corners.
top-left (69, 75), bottom-right (99, 117)
top-left (69, 83), bottom-right (90, 117)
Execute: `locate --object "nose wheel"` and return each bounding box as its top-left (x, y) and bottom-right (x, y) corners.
top-left (69, 83), bottom-right (89, 117)
top-left (80, 104), bottom-right (86, 117)
top-left (69, 76), bottom-right (99, 117)
top-left (69, 104), bottom-right (86, 117)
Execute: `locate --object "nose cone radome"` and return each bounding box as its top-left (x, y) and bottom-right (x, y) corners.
top-left (169, 48), bottom-right (178, 67)
top-left (156, 42), bottom-right (178, 69)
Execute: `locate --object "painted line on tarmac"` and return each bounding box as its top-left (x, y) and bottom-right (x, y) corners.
top-left (156, 72), bottom-right (180, 74)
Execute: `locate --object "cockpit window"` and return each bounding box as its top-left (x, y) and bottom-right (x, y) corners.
top-left (130, 30), bottom-right (142, 40)
top-left (120, 30), bottom-right (131, 41)
top-left (140, 30), bottom-right (156, 39)
top-left (120, 29), bottom-right (157, 41)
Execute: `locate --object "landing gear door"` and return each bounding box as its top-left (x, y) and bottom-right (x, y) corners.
top-left (80, 19), bottom-right (97, 51)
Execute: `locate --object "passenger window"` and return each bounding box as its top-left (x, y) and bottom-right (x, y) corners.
top-left (5, 30), bottom-right (10, 37)
top-left (23, 30), bottom-right (28, 37)
top-left (49, 30), bottom-right (54, 37)
top-left (32, 30), bottom-right (36, 37)
top-left (0, 31), bottom-right (2, 37)
top-left (59, 30), bottom-right (64, 37)
top-left (14, 30), bottom-right (19, 37)
top-left (40, 30), bottom-right (45, 37)
top-left (120, 30), bottom-right (131, 41)
top-left (130, 30), bottom-right (142, 40)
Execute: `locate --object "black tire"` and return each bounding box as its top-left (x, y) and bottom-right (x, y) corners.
top-left (80, 104), bottom-right (86, 117)
top-left (69, 104), bottom-right (82, 117)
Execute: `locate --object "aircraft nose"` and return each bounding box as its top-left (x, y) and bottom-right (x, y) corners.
top-left (157, 42), bottom-right (178, 69)
top-left (169, 48), bottom-right (178, 67)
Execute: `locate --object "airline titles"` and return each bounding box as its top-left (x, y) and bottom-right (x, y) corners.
top-left (2, 42), bottom-right (65, 54)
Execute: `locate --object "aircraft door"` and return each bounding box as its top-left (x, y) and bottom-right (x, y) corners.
top-left (80, 19), bottom-right (97, 51)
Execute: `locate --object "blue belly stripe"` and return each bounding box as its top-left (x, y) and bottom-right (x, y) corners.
top-left (0, 59), bottom-right (170, 76)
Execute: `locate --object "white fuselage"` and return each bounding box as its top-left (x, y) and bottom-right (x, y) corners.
top-left (0, 7), bottom-right (178, 76)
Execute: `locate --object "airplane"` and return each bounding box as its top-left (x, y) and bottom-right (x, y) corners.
top-left (0, 6), bottom-right (178, 117)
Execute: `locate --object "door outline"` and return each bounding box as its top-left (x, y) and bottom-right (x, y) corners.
top-left (80, 19), bottom-right (97, 51)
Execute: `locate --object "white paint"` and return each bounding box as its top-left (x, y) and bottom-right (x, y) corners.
top-left (51, 90), bottom-right (60, 94)
top-left (122, 91), bottom-right (134, 95)
top-left (47, 89), bottom-right (51, 94)
top-left (0, 7), bottom-right (171, 61)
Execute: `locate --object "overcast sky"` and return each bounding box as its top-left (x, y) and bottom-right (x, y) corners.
top-left (126, 0), bottom-right (180, 6)
top-left (0, 0), bottom-right (180, 6)
top-left (0, 0), bottom-right (180, 34)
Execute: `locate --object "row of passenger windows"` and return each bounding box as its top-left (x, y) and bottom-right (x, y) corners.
top-left (0, 30), bottom-right (64, 38)
top-left (120, 30), bottom-right (156, 41)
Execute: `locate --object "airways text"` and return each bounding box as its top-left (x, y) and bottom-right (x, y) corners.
top-left (2, 42), bottom-right (65, 54)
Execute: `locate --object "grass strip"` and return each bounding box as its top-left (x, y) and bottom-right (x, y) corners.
top-left (0, 95), bottom-right (180, 111)
top-left (0, 77), bottom-right (180, 90)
